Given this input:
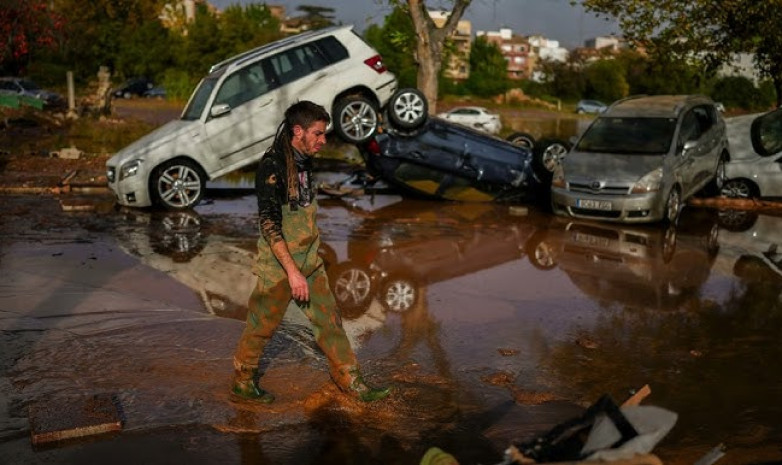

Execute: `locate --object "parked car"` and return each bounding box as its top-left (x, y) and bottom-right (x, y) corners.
top-left (551, 94), bottom-right (729, 224)
top-left (436, 106), bottom-right (501, 134)
top-left (112, 77), bottom-right (154, 99)
top-left (107, 25), bottom-right (419, 210)
top-left (143, 86), bottom-right (167, 99)
top-left (0, 77), bottom-right (65, 110)
top-left (721, 107), bottom-right (782, 199)
top-left (575, 99), bottom-right (607, 114)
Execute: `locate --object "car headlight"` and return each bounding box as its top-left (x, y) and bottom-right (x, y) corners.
top-left (631, 167), bottom-right (663, 193)
top-left (119, 160), bottom-right (142, 180)
top-left (551, 164), bottom-right (566, 188)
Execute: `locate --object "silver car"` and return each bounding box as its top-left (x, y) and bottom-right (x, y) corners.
top-left (551, 95), bottom-right (729, 223)
top-left (722, 107), bottom-right (782, 199)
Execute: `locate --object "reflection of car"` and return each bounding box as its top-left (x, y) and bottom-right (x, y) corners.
top-left (529, 209), bottom-right (720, 310)
top-left (0, 77), bottom-right (66, 110)
top-left (112, 77), bottom-right (154, 99)
top-left (717, 212), bottom-right (782, 284)
top-left (722, 107), bottom-right (782, 199)
top-left (106, 25), bottom-right (413, 210)
top-left (360, 116), bottom-right (544, 203)
top-left (575, 99), bottom-right (607, 115)
top-left (436, 106), bottom-right (501, 134)
top-left (319, 198), bottom-right (541, 315)
top-left (552, 94), bottom-right (729, 224)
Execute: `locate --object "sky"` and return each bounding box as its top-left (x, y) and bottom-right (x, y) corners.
top-left (209, 0), bottom-right (622, 50)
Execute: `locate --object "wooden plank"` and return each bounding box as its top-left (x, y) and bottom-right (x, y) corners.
top-left (29, 393), bottom-right (123, 445)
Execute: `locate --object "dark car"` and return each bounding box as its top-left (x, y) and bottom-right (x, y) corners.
top-left (112, 78), bottom-right (154, 99)
top-left (0, 77), bottom-right (66, 110)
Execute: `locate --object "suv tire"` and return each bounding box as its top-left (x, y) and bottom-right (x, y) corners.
top-left (151, 159), bottom-right (206, 210)
top-left (334, 95), bottom-right (380, 144)
top-left (387, 88), bottom-right (428, 130)
top-left (507, 132), bottom-right (536, 150)
top-left (532, 138), bottom-right (570, 181)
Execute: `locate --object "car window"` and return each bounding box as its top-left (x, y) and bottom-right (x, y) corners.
top-left (0, 81), bottom-right (16, 91)
top-left (213, 60), bottom-right (277, 109)
top-left (751, 108), bottom-right (782, 156)
top-left (300, 43), bottom-right (329, 71)
top-left (269, 46), bottom-right (315, 85)
top-left (315, 36), bottom-right (348, 63)
top-left (693, 105), bottom-right (714, 133)
top-left (679, 110), bottom-right (702, 144)
top-left (576, 117), bottom-right (676, 155)
top-left (182, 76), bottom-right (219, 120)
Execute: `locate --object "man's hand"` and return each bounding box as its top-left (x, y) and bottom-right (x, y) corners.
top-left (287, 268), bottom-right (309, 302)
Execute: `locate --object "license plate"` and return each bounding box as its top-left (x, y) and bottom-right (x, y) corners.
top-left (573, 232), bottom-right (610, 248)
top-left (577, 199), bottom-right (612, 210)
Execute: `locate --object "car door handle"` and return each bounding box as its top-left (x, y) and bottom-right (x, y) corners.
top-left (314, 73), bottom-right (327, 81)
top-left (258, 99), bottom-right (272, 108)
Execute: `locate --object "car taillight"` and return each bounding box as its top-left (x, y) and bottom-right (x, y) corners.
top-left (364, 55), bottom-right (387, 73)
top-left (365, 138), bottom-right (381, 156)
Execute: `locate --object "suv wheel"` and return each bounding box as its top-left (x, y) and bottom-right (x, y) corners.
top-left (387, 88), bottom-right (428, 130)
top-left (151, 159), bottom-right (206, 210)
top-left (334, 96), bottom-right (379, 144)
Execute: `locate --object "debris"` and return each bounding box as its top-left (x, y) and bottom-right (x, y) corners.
top-left (576, 336), bottom-right (599, 350)
top-left (622, 385), bottom-right (651, 408)
top-left (52, 146), bottom-right (83, 160)
top-left (509, 206), bottom-right (528, 216)
top-left (498, 348), bottom-right (519, 356)
top-left (420, 447), bottom-right (460, 465)
top-left (693, 443), bottom-right (726, 465)
top-left (29, 393), bottom-right (123, 445)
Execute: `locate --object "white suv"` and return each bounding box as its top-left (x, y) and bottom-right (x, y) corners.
top-left (107, 25), bottom-right (418, 210)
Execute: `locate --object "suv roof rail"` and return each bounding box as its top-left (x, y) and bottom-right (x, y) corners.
top-left (208, 24), bottom-right (351, 74)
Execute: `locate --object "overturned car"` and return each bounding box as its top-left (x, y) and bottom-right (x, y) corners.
top-left (357, 89), bottom-right (568, 203)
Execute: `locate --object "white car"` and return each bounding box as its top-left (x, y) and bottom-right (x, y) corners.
top-left (436, 106), bottom-right (502, 134)
top-left (106, 25), bottom-right (426, 210)
top-left (722, 107), bottom-right (782, 198)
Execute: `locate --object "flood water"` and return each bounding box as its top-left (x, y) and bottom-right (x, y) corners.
top-left (1, 187), bottom-right (782, 464)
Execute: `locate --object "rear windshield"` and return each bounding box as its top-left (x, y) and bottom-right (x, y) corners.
top-left (576, 117), bottom-right (676, 155)
top-left (182, 76), bottom-right (219, 120)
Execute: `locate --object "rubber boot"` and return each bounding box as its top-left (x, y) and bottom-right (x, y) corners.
top-left (344, 369), bottom-right (391, 402)
top-left (231, 368), bottom-right (275, 404)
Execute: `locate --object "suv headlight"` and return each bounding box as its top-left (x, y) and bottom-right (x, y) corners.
top-left (631, 167), bottom-right (663, 193)
top-left (551, 164), bottom-right (566, 188)
top-left (119, 160), bottom-right (142, 180)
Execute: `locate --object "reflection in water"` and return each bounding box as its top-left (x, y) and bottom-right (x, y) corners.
top-left (109, 199), bottom-right (782, 461)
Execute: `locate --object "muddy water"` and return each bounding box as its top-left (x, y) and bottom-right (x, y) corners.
top-left (1, 193), bottom-right (782, 464)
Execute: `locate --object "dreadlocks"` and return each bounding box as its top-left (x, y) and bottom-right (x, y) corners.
top-left (267, 101), bottom-right (330, 207)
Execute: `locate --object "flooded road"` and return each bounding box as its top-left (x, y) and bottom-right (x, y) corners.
top-left (1, 187), bottom-right (782, 464)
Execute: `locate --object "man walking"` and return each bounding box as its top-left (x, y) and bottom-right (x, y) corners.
top-left (231, 101), bottom-right (390, 403)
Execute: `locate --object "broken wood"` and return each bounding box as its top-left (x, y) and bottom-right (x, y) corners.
top-left (689, 196), bottom-right (782, 211)
top-left (622, 384), bottom-right (652, 407)
top-left (29, 393), bottom-right (123, 445)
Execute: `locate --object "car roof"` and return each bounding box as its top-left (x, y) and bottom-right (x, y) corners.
top-left (604, 94), bottom-right (713, 118)
top-left (209, 24), bottom-right (352, 73)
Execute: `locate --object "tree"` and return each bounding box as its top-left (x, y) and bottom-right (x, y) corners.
top-left (465, 36), bottom-right (510, 97)
top-left (364, 7), bottom-right (417, 89)
top-left (584, 59), bottom-right (628, 102)
top-left (398, 0), bottom-right (471, 113)
top-left (580, 0), bottom-right (782, 106)
top-left (0, 0), bottom-right (64, 75)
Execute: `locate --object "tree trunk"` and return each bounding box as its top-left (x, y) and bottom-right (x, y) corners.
top-left (774, 75), bottom-right (782, 108)
top-left (416, 40), bottom-right (441, 114)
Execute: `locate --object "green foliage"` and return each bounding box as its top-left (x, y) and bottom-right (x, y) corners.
top-left (464, 36), bottom-right (511, 97)
top-left (363, 7), bottom-right (417, 88)
top-left (711, 76), bottom-right (770, 111)
top-left (538, 60), bottom-right (586, 101)
top-left (584, 59), bottom-right (628, 102)
top-left (114, 19), bottom-right (176, 82)
top-left (160, 68), bottom-right (197, 101)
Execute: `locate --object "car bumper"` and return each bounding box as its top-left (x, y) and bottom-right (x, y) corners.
top-left (107, 167), bottom-right (153, 207)
top-left (375, 76), bottom-right (398, 107)
top-left (551, 187), bottom-right (665, 223)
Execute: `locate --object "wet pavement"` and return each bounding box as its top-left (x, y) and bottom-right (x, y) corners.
top-left (1, 184), bottom-right (782, 464)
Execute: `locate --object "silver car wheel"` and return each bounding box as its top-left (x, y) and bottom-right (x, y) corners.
top-left (542, 143), bottom-right (568, 172)
top-left (665, 188), bottom-right (681, 223)
top-left (721, 179), bottom-right (753, 198)
top-left (383, 279), bottom-right (416, 312)
top-left (339, 101), bottom-right (377, 142)
top-left (156, 162), bottom-right (204, 210)
top-left (715, 157), bottom-right (726, 190)
top-left (333, 268), bottom-right (372, 308)
top-left (391, 91), bottom-right (426, 125)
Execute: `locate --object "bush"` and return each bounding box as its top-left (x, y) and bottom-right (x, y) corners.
top-left (711, 76), bottom-right (767, 111)
top-left (161, 69), bottom-right (199, 101)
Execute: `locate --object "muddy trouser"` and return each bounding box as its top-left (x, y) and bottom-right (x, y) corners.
top-left (232, 202), bottom-right (359, 390)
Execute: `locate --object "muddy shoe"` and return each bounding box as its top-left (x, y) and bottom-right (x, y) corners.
top-left (231, 380), bottom-right (275, 404)
top-left (348, 374), bottom-right (391, 402)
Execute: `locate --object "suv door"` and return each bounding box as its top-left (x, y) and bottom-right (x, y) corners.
top-left (691, 105), bottom-right (723, 188)
top-left (203, 59), bottom-right (282, 173)
top-left (268, 42), bottom-right (333, 112)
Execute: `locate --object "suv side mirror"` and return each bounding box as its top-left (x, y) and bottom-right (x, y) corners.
top-left (210, 103), bottom-right (231, 118)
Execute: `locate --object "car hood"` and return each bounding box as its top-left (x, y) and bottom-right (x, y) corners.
top-left (108, 119), bottom-right (194, 165)
top-left (563, 151), bottom-right (664, 182)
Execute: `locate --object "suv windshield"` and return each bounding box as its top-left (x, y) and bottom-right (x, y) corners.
top-left (576, 117), bottom-right (676, 155)
top-left (182, 76), bottom-right (219, 120)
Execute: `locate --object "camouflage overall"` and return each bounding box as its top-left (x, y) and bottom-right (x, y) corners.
top-left (232, 199), bottom-right (359, 389)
